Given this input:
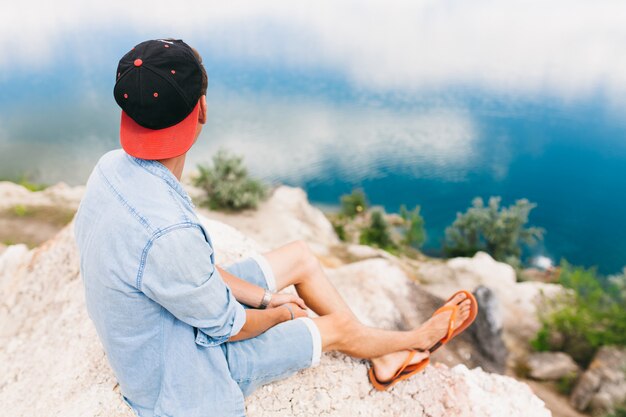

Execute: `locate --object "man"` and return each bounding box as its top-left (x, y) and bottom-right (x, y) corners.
top-left (73, 39), bottom-right (477, 417)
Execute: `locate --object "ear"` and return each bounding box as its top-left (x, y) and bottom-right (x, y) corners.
top-left (198, 95), bottom-right (207, 125)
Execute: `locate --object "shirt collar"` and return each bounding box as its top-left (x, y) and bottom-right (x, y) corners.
top-left (126, 153), bottom-right (196, 209)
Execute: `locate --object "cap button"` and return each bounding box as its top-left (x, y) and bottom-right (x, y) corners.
top-left (134, 59), bottom-right (143, 67)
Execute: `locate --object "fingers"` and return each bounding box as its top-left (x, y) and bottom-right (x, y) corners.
top-left (294, 296), bottom-right (307, 310)
top-left (285, 294), bottom-right (307, 310)
top-left (294, 308), bottom-right (308, 319)
top-left (271, 293), bottom-right (309, 310)
top-left (285, 302), bottom-right (308, 319)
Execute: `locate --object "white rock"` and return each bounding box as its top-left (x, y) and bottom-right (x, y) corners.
top-left (192, 185), bottom-right (340, 255)
top-left (344, 243), bottom-right (397, 261)
top-left (418, 252), bottom-right (564, 353)
top-left (0, 199), bottom-right (552, 417)
top-left (0, 181), bottom-right (84, 210)
top-left (0, 243), bottom-right (31, 278)
top-left (325, 258), bottom-right (413, 327)
top-left (527, 352), bottom-right (579, 381)
top-left (570, 346), bottom-right (626, 413)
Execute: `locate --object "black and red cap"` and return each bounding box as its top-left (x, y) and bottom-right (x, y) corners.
top-left (114, 39), bottom-right (204, 159)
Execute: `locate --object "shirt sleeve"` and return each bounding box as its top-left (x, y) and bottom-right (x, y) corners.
top-left (140, 224), bottom-right (246, 346)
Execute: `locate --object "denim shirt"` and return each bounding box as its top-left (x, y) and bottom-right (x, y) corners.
top-left (73, 149), bottom-right (248, 417)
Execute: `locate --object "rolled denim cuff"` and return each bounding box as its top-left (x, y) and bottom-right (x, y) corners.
top-left (250, 252), bottom-right (277, 293)
top-left (296, 316), bottom-right (322, 367)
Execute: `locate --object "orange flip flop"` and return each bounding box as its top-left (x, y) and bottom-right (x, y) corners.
top-left (427, 290), bottom-right (478, 354)
top-left (368, 349), bottom-right (430, 391)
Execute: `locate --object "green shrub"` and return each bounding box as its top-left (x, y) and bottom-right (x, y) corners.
top-left (340, 189), bottom-right (367, 218)
top-left (332, 190), bottom-right (427, 256)
top-left (193, 149), bottom-right (267, 211)
top-left (608, 268), bottom-right (626, 300)
top-left (606, 404), bottom-right (626, 417)
top-left (3, 204), bottom-right (75, 226)
top-left (17, 178), bottom-right (48, 192)
top-left (0, 173), bottom-right (48, 191)
top-left (444, 196), bottom-right (544, 263)
top-left (512, 359), bottom-right (531, 378)
top-left (12, 204), bottom-right (29, 217)
top-left (333, 222), bottom-right (346, 241)
top-left (359, 209), bottom-right (396, 251)
top-left (555, 372), bottom-right (578, 395)
top-left (399, 204), bottom-right (426, 248)
top-left (531, 261), bottom-right (626, 367)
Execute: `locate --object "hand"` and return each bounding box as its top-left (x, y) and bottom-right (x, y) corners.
top-left (268, 293), bottom-right (307, 310)
top-left (278, 302), bottom-right (309, 322)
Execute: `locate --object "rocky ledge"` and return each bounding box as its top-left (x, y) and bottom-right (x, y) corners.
top-left (0, 182), bottom-right (553, 416)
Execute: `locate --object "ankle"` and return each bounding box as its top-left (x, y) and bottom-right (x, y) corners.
top-left (412, 325), bottom-right (435, 351)
top-left (371, 353), bottom-right (394, 368)
top-left (370, 356), bottom-right (384, 367)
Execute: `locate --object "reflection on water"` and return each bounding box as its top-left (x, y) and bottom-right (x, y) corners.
top-left (1, 86), bottom-right (625, 275)
top-left (190, 92), bottom-right (478, 183)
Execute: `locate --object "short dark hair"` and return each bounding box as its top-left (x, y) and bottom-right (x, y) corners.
top-left (189, 46), bottom-right (208, 96)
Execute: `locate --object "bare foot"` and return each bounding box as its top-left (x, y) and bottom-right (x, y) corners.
top-left (411, 292), bottom-right (472, 351)
top-left (370, 349), bottom-right (430, 382)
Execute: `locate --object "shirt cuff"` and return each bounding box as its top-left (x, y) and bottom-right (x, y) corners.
top-left (229, 301), bottom-right (247, 338)
top-left (194, 302), bottom-right (247, 347)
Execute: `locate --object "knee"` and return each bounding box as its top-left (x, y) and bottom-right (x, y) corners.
top-left (329, 311), bottom-right (355, 333)
top-left (293, 240), bottom-right (319, 278)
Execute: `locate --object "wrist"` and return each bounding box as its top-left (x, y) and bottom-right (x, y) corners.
top-left (258, 289), bottom-right (272, 309)
top-left (273, 306), bottom-right (289, 324)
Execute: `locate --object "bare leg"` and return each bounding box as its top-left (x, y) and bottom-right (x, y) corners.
top-left (264, 240), bottom-right (358, 319)
top-left (263, 240), bottom-right (472, 381)
top-left (312, 295), bottom-right (472, 358)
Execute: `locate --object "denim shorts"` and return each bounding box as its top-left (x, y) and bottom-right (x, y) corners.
top-left (221, 253), bottom-right (322, 397)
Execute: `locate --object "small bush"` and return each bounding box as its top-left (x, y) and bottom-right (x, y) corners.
top-left (555, 372), bottom-right (578, 395)
top-left (608, 268), bottom-right (626, 300)
top-left (0, 174), bottom-right (48, 191)
top-left (531, 261), bottom-right (626, 367)
top-left (606, 404), bottom-right (626, 417)
top-left (530, 326), bottom-right (552, 352)
top-left (512, 359), bottom-right (531, 378)
top-left (333, 222), bottom-right (346, 241)
top-left (444, 196), bottom-right (544, 264)
top-left (399, 204), bottom-right (426, 248)
top-left (359, 209), bottom-right (396, 251)
top-left (18, 178), bottom-right (48, 192)
top-left (3, 205), bottom-right (75, 226)
top-left (193, 149), bottom-right (267, 211)
top-left (340, 189), bottom-right (368, 218)
top-left (13, 204), bottom-right (29, 217)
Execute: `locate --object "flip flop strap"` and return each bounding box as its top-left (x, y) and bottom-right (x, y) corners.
top-left (370, 349), bottom-right (421, 389)
top-left (391, 349), bottom-right (417, 380)
top-left (433, 304), bottom-right (458, 342)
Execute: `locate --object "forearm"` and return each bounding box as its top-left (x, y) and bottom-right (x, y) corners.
top-left (217, 266), bottom-right (266, 308)
top-left (228, 307), bottom-right (289, 342)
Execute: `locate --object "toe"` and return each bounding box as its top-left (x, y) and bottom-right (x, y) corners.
top-left (448, 292), bottom-right (467, 305)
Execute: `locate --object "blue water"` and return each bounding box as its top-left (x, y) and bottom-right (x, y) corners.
top-left (1, 36), bottom-right (625, 275)
top-left (300, 100), bottom-right (626, 273)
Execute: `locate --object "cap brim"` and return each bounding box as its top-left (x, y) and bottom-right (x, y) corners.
top-left (120, 102), bottom-right (200, 159)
